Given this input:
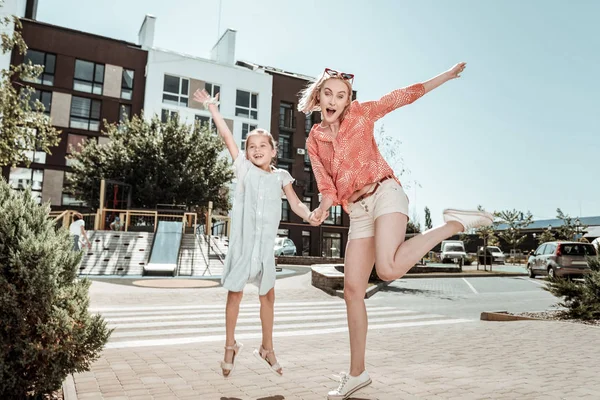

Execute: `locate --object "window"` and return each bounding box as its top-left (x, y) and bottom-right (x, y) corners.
top-left (278, 134), bottom-right (292, 159)
top-left (23, 50), bottom-right (55, 86)
top-left (304, 146), bottom-right (311, 164)
top-left (277, 162), bottom-right (291, 173)
top-left (241, 122), bottom-right (257, 150)
top-left (70, 96), bottom-right (101, 131)
top-left (8, 167), bottom-right (43, 203)
top-left (324, 205), bottom-right (343, 226)
top-left (236, 90), bottom-right (258, 119)
top-left (163, 75), bottom-right (189, 106)
top-left (305, 114), bottom-right (313, 134)
top-left (121, 69), bottom-right (134, 100)
top-left (277, 229), bottom-right (289, 237)
top-left (161, 109), bottom-right (178, 123)
top-left (302, 231), bottom-right (311, 256)
top-left (322, 232), bottom-right (342, 258)
top-left (66, 134), bottom-right (89, 167)
top-left (73, 59), bottom-right (104, 95)
top-left (23, 129), bottom-right (47, 164)
top-left (30, 90), bottom-right (52, 116)
top-left (304, 166), bottom-right (314, 193)
top-left (195, 115), bottom-right (216, 132)
top-left (119, 104), bottom-right (132, 123)
top-left (281, 199), bottom-right (290, 222)
top-left (279, 102), bottom-right (295, 129)
top-left (205, 82), bottom-right (221, 100)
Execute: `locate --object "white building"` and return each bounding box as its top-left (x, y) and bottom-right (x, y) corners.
top-left (0, 0), bottom-right (29, 72)
top-left (138, 15), bottom-right (273, 153)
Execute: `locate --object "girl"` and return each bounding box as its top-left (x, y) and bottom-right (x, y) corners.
top-left (193, 89), bottom-right (326, 378)
top-left (299, 63), bottom-right (494, 399)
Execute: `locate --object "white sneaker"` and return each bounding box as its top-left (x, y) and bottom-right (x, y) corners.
top-left (327, 371), bottom-right (372, 400)
top-left (443, 208), bottom-right (494, 231)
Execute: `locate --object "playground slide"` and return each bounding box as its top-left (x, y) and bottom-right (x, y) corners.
top-left (144, 221), bottom-right (183, 276)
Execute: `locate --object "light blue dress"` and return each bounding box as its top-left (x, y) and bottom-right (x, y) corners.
top-left (221, 153), bottom-right (294, 295)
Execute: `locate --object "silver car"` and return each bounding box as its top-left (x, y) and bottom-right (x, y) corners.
top-left (274, 237), bottom-right (296, 256)
top-left (527, 241), bottom-right (597, 279)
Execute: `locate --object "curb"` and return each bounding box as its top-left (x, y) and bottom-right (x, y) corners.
top-left (333, 280), bottom-right (391, 300)
top-left (480, 311), bottom-right (542, 321)
top-left (62, 374), bottom-right (77, 400)
top-left (403, 272), bottom-right (528, 279)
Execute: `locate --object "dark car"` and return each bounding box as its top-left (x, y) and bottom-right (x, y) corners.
top-left (527, 241), bottom-right (597, 279)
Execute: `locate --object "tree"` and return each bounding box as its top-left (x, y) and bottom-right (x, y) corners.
top-left (536, 228), bottom-right (555, 245)
top-left (496, 209), bottom-right (533, 255)
top-left (374, 125), bottom-right (419, 189)
top-left (0, 179), bottom-right (110, 398)
top-left (67, 114), bottom-right (234, 211)
top-left (0, 9), bottom-right (60, 167)
top-left (424, 206), bottom-right (432, 230)
top-left (556, 208), bottom-right (588, 241)
top-left (544, 255), bottom-right (600, 320)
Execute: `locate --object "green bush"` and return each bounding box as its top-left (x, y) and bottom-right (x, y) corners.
top-left (0, 179), bottom-right (111, 398)
top-left (544, 255), bottom-right (600, 320)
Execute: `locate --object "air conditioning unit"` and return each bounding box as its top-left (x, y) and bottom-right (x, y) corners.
top-left (296, 148), bottom-right (306, 155)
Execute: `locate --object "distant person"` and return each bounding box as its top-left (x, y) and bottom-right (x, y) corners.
top-left (69, 213), bottom-right (91, 251)
top-left (110, 216), bottom-right (123, 231)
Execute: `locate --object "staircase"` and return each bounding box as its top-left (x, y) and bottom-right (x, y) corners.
top-left (78, 231), bottom-right (153, 276)
top-left (177, 233), bottom-right (226, 277)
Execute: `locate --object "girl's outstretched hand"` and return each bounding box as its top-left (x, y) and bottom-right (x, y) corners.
top-left (308, 208), bottom-right (329, 226)
top-left (447, 62), bottom-right (466, 79)
top-left (193, 89), bottom-right (219, 106)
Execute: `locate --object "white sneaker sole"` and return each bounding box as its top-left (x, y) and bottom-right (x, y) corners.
top-left (327, 378), bottom-right (372, 400)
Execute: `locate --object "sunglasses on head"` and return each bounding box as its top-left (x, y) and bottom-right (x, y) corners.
top-left (324, 68), bottom-right (354, 83)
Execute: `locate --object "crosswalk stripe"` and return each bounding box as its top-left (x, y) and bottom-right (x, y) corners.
top-left (105, 318), bottom-right (472, 349)
top-left (109, 314), bottom-right (447, 338)
top-left (91, 300), bottom-right (345, 313)
top-left (107, 310), bottom-right (418, 330)
top-left (103, 306), bottom-right (396, 322)
top-left (98, 304), bottom-right (351, 318)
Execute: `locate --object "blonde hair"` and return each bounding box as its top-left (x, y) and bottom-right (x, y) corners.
top-left (245, 129), bottom-right (277, 165)
top-left (297, 71), bottom-right (353, 115)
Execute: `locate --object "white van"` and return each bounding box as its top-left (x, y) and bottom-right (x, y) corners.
top-left (440, 240), bottom-right (467, 264)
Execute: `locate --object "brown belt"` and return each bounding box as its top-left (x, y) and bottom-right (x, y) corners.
top-left (353, 175), bottom-right (394, 203)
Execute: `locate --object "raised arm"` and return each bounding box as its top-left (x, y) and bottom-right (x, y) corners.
top-left (361, 62), bottom-right (466, 121)
top-left (193, 89), bottom-right (239, 160)
top-left (422, 62), bottom-right (466, 93)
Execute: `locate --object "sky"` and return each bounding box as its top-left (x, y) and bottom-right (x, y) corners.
top-left (36, 0), bottom-right (600, 227)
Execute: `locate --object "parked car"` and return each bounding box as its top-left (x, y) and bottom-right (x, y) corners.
top-left (440, 240), bottom-right (466, 264)
top-left (477, 246), bottom-right (506, 265)
top-left (274, 237), bottom-right (296, 256)
top-left (527, 241), bottom-right (597, 279)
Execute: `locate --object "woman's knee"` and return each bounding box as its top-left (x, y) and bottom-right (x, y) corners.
top-left (344, 281), bottom-right (366, 303)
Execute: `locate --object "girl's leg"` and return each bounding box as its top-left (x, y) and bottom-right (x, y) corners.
top-left (343, 237), bottom-right (376, 377)
top-left (259, 288), bottom-right (282, 374)
top-left (373, 213), bottom-right (463, 281)
top-left (224, 290), bottom-right (243, 369)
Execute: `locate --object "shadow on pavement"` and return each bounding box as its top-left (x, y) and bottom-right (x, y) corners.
top-left (381, 285), bottom-right (457, 300)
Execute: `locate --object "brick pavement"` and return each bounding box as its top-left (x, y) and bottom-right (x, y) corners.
top-left (73, 270), bottom-right (600, 399)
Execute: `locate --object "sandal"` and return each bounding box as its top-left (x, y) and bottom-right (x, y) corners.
top-left (220, 341), bottom-right (243, 378)
top-left (253, 345), bottom-right (283, 376)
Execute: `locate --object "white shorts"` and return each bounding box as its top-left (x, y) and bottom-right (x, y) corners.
top-left (347, 179), bottom-right (409, 240)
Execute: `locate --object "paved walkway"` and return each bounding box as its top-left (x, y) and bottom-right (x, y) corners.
top-left (73, 271), bottom-right (600, 399)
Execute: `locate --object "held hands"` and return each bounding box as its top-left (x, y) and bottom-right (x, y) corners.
top-left (308, 208), bottom-right (329, 226)
top-left (446, 62), bottom-right (466, 80)
top-left (193, 89), bottom-right (220, 109)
